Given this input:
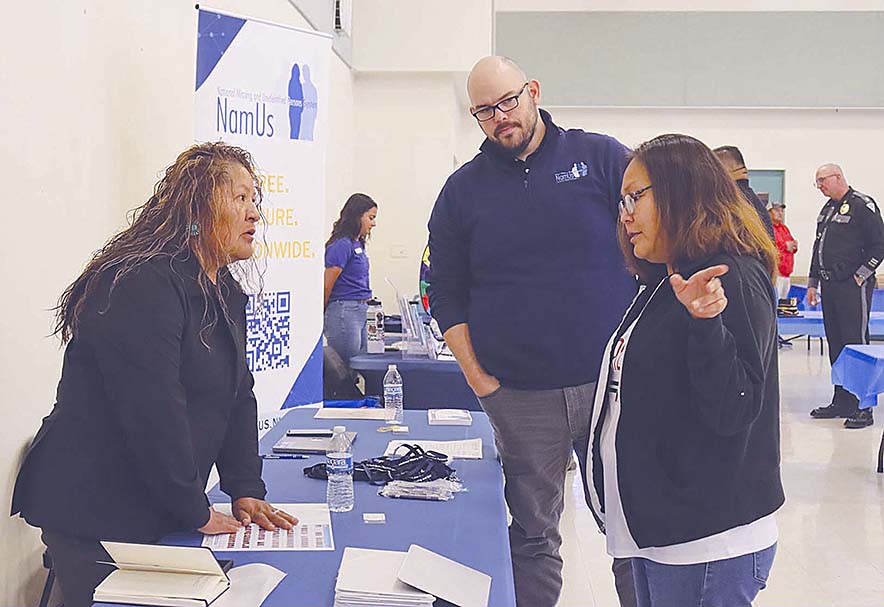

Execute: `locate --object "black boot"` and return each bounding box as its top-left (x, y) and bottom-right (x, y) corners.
top-left (810, 403), bottom-right (850, 419)
top-left (844, 408), bottom-right (874, 429)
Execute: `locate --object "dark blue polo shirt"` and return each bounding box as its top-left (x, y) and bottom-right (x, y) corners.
top-left (427, 110), bottom-right (637, 390)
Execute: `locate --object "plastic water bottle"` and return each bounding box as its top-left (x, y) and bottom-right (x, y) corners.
top-left (366, 299), bottom-right (385, 354)
top-left (326, 425), bottom-right (354, 512)
top-left (383, 364), bottom-right (404, 424)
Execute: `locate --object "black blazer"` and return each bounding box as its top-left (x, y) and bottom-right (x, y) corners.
top-left (12, 255), bottom-right (266, 542)
top-left (587, 253), bottom-right (785, 548)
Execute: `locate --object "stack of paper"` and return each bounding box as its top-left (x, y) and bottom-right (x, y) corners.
top-left (334, 545), bottom-right (491, 607)
top-left (427, 409), bottom-right (473, 426)
top-left (334, 547), bottom-right (434, 607)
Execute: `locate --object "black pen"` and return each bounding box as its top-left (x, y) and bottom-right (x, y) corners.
top-left (261, 454), bottom-right (310, 460)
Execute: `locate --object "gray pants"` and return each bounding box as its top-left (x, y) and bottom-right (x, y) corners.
top-left (479, 383), bottom-right (635, 607)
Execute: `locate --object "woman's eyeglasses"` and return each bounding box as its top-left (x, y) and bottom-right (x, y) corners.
top-left (619, 185), bottom-right (653, 215)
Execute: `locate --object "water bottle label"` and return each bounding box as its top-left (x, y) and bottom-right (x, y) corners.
top-left (327, 453), bottom-right (352, 475)
top-left (384, 386), bottom-right (402, 400)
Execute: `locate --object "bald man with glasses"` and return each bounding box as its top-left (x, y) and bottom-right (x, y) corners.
top-left (427, 56), bottom-right (637, 606)
top-left (809, 164), bottom-right (884, 429)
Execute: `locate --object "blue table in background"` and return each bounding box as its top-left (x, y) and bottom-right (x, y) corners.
top-left (98, 407), bottom-right (515, 606)
top-left (777, 311), bottom-right (884, 353)
top-left (778, 286), bottom-right (884, 353)
top-left (830, 345), bottom-right (884, 473)
top-left (350, 352), bottom-right (480, 411)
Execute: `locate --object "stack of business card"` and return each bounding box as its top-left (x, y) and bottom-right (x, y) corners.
top-left (427, 409), bottom-right (473, 426)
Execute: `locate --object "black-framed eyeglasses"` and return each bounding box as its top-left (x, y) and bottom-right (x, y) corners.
top-left (619, 185), bottom-right (653, 215)
top-left (471, 83), bottom-right (529, 122)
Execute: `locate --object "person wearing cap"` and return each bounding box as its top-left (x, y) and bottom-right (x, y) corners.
top-left (768, 201), bottom-right (798, 300)
top-left (808, 164), bottom-right (884, 429)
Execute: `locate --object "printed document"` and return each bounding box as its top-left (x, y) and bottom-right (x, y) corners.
top-left (202, 503), bottom-right (333, 552)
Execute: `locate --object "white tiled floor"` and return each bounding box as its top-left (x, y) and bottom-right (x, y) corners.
top-left (556, 342), bottom-right (884, 607)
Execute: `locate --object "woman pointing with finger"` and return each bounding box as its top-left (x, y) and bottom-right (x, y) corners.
top-left (585, 134), bottom-right (784, 607)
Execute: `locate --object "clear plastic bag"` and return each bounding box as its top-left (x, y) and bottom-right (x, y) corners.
top-left (378, 478), bottom-right (467, 502)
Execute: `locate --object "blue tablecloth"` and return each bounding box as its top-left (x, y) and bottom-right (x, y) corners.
top-left (350, 352), bottom-right (480, 411)
top-left (777, 311), bottom-right (884, 339)
top-left (777, 311), bottom-right (827, 338)
top-left (97, 407), bottom-right (515, 607)
top-left (831, 345), bottom-right (884, 410)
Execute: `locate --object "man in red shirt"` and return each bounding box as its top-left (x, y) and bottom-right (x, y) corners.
top-left (769, 201), bottom-right (798, 300)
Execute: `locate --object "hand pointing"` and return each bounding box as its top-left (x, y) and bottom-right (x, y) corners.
top-left (670, 265), bottom-right (729, 319)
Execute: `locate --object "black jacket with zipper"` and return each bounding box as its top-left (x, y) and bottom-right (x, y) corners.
top-left (587, 252), bottom-right (784, 548)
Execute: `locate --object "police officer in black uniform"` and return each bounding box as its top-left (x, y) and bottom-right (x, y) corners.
top-left (808, 164), bottom-right (884, 428)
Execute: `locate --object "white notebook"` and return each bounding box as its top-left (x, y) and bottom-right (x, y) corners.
top-left (94, 542), bottom-right (230, 607)
top-left (397, 544), bottom-right (491, 607)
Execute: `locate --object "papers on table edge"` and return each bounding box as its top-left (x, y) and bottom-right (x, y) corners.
top-left (314, 407), bottom-right (389, 420)
top-left (212, 563), bottom-right (285, 607)
top-left (384, 438), bottom-right (483, 460)
top-left (334, 545), bottom-right (491, 607)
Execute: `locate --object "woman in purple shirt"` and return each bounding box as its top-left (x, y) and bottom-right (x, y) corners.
top-left (324, 193), bottom-right (378, 364)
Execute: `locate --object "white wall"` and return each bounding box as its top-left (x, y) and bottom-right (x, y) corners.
top-left (0, 1), bottom-right (353, 604)
top-left (352, 0), bottom-right (492, 71)
top-left (352, 72), bottom-right (462, 310)
top-left (324, 49), bottom-right (357, 236)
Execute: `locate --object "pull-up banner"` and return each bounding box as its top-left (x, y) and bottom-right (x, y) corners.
top-left (195, 7), bottom-right (331, 430)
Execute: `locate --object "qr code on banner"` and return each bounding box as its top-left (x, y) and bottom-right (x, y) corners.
top-left (245, 291), bottom-right (291, 372)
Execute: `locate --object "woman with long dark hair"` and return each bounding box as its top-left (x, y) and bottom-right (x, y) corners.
top-left (12, 142), bottom-right (296, 607)
top-left (323, 193), bottom-right (378, 364)
top-left (585, 134), bottom-right (784, 606)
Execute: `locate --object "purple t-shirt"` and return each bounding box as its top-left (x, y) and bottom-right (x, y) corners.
top-left (325, 238), bottom-right (372, 301)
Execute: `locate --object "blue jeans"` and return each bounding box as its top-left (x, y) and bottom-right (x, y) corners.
top-left (631, 543), bottom-right (776, 607)
top-left (324, 300), bottom-right (367, 364)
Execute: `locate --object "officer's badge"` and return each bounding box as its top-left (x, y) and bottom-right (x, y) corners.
top-left (840, 203), bottom-right (850, 215)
